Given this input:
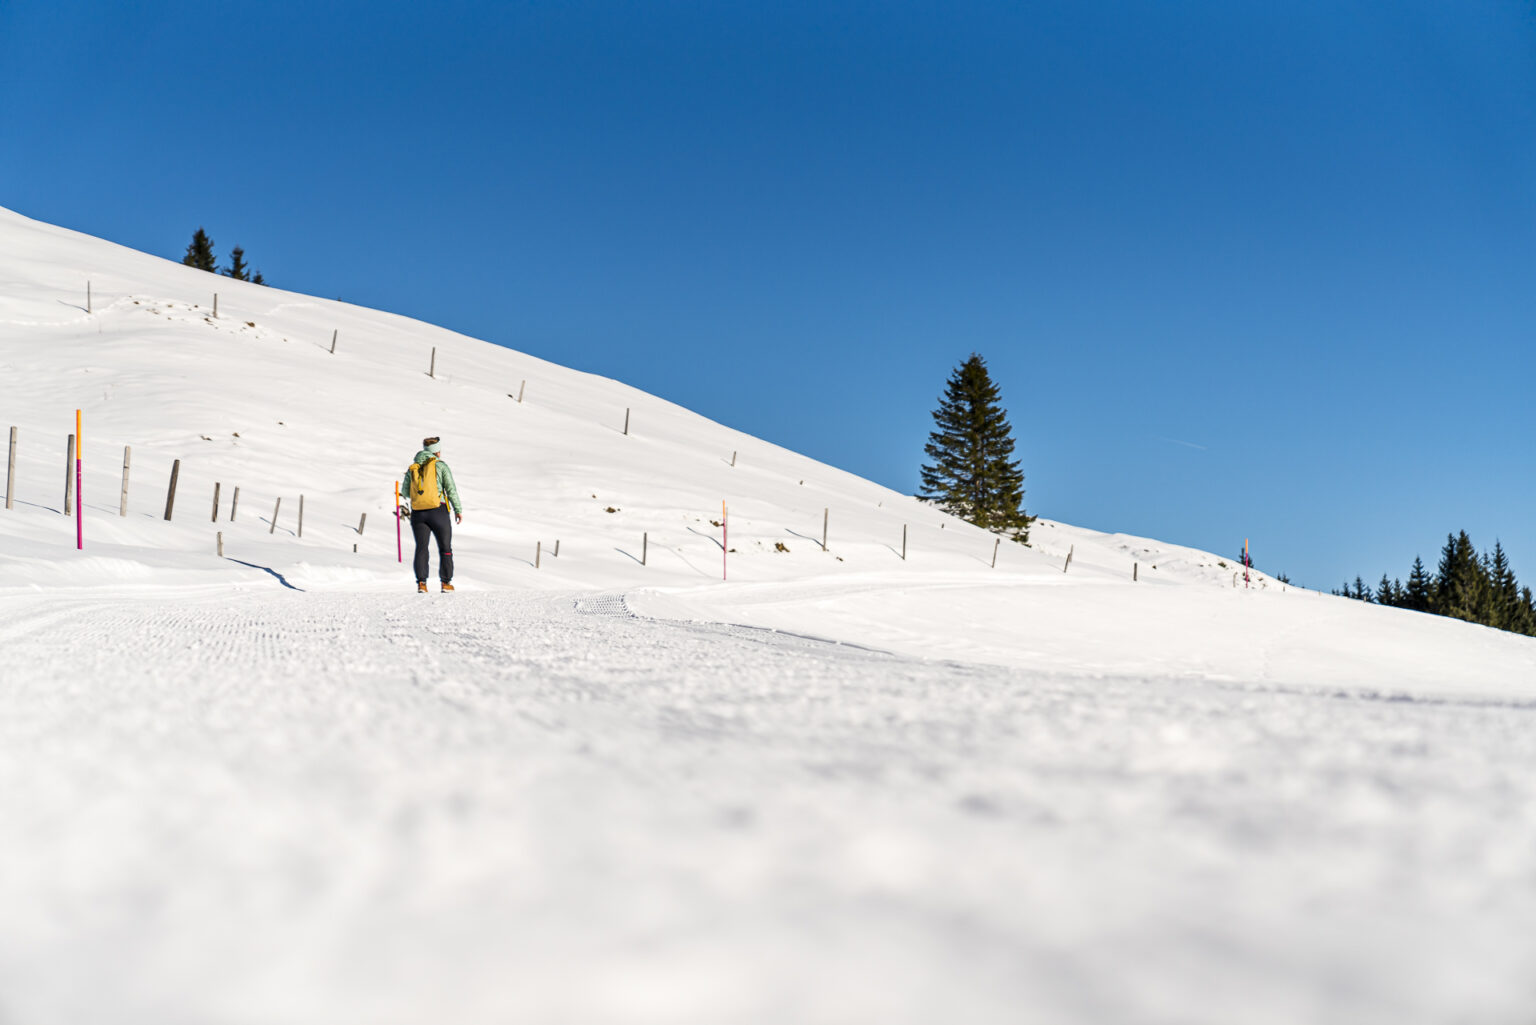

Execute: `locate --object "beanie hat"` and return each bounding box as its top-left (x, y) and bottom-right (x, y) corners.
top-left (423, 436), bottom-right (442, 455)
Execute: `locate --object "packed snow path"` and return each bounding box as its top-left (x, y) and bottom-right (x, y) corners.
top-left (2, 589), bottom-right (1535, 1025)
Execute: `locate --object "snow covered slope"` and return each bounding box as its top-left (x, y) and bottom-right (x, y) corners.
top-left (4, 206), bottom-right (1536, 1025)
top-left (2, 204), bottom-right (1531, 696)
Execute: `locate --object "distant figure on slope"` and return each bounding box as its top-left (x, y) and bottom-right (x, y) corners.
top-left (401, 436), bottom-right (463, 593)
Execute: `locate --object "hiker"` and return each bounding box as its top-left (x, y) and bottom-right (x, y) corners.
top-left (401, 436), bottom-right (463, 593)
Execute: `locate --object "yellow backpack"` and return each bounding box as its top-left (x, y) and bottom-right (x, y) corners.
top-left (408, 458), bottom-right (443, 510)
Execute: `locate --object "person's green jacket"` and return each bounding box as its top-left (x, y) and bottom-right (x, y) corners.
top-left (402, 450), bottom-right (462, 515)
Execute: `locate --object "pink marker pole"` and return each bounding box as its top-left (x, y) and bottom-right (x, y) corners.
top-left (75, 409), bottom-right (83, 550)
top-left (395, 481), bottom-right (403, 563)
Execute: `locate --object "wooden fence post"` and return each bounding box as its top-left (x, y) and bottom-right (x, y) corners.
top-left (731, 451), bottom-right (737, 467)
top-left (330, 330), bottom-right (337, 354)
top-left (554, 539), bottom-right (560, 557)
top-left (642, 532), bottom-right (648, 566)
top-left (518, 380), bottom-right (525, 403)
top-left (213, 293), bottom-right (218, 319)
top-left (623, 408), bottom-right (630, 435)
top-left (429, 347), bottom-right (436, 378)
top-left (217, 532), bottom-right (224, 557)
top-left (5, 427), bottom-right (15, 510)
top-left (992, 537), bottom-right (1000, 568)
top-left (822, 508), bottom-right (828, 552)
top-left (357, 513), bottom-right (366, 535)
top-left (270, 497), bottom-right (281, 534)
top-left (298, 495), bottom-right (304, 538)
top-left (119, 445), bottom-right (130, 516)
top-left (1134, 562), bottom-right (1138, 582)
top-left (901, 524), bottom-right (907, 561)
top-left (164, 459), bottom-right (180, 521)
top-left (211, 482), bottom-right (220, 522)
top-left (1063, 545), bottom-right (1074, 573)
top-left (64, 434), bottom-right (75, 515)
top-left (536, 541), bottom-right (542, 569)
top-left (231, 486), bottom-right (239, 520)
top-left (87, 281), bottom-right (92, 314)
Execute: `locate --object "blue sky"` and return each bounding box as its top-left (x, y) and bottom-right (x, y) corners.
top-left (3, 0), bottom-right (1533, 590)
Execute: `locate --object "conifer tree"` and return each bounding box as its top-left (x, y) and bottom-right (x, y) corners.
top-left (251, 269), bottom-right (266, 286)
top-left (920, 354), bottom-right (1033, 540)
top-left (224, 246), bottom-right (251, 282)
top-left (1435, 531), bottom-right (1489, 623)
top-left (1488, 541), bottom-right (1521, 632)
top-left (1516, 587), bottom-right (1536, 637)
top-left (182, 228), bottom-right (217, 272)
top-left (1404, 556), bottom-right (1433, 612)
top-left (1433, 533), bottom-right (1458, 616)
top-left (1476, 551), bottom-right (1498, 624)
top-left (1375, 575), bottom-right (1397, 607)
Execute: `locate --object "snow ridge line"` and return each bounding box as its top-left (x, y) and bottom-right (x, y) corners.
top-left (580, 591), bottom-right (900, 659)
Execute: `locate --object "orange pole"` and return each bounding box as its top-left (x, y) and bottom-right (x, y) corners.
top-left (75, 409), bottom-right (83, 550)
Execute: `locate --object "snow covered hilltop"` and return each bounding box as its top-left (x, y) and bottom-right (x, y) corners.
top-left (2, 205), bottom-right (1535, 1024)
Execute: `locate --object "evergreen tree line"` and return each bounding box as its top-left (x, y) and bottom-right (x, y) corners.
top-left (182, 227), bottom-right (267, 285)
top-left (1333, 531), bottom-right (1536, 636)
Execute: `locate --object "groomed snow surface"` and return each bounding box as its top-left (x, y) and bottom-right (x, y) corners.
top-left (3, 205), bottom-right (1535, 1023)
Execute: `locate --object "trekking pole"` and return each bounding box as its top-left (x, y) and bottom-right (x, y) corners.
top-left (395, 482), bottom-right (402, 563)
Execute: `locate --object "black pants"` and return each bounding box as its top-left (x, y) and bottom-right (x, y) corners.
top-left (411, 503), bottom-right (454, 583)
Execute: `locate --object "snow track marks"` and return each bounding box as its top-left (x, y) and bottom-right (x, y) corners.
top-left (1, 588), bottom-right (1535, 1025)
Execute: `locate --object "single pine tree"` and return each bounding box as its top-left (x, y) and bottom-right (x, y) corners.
top-left (225, 246), bottom-right (251, 281)
top-left (1404, 555), bottom-right (1432, 612)
top-left (182, 228), bottom-right (217, 272)
top-left (1375, 574), bottom-right (1396, 607)
top-left (919, 354), bottom-right (1033, 540)
top-left (1487, 541), bottom-right (1520, 631)
top-left (251, 269), bottom-right (266, 286)
top-left (1435, 531), bottom-right (1489, 623)
top-left (1352, 576), bottom-right (1371, 602)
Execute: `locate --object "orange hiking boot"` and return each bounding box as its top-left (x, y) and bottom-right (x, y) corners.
top-left (441, 582), bottom-right (455, 593)
top-left (417, 581), bottom-right (429, 593)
